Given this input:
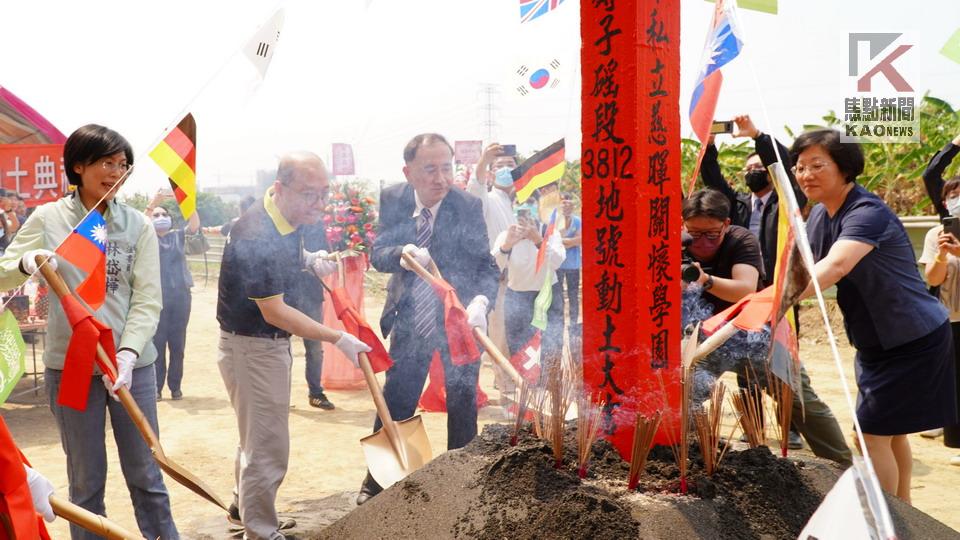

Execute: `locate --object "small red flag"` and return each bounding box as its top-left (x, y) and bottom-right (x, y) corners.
top-left (535, 208), bottom-right (558, 274)
top-left (0, 418), bottom-right (51, 539)
top-left (56, 294), bottom-right (117, 411)
top-left (510, 330), bottom-right (542, 383)
top-left (701, 286), bottom-right (776, 335)
top-left (429, 277), bottom-right (481, 366)
top-left (328, 287), bottom-right (393, 373)
top-left (418, 351), bottom-right (490, 412)
top-left (55, 210), bottom-right (108, 310)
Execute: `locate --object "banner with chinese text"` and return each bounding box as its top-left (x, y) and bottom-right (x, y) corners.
top-left (0, 144), bottom-right (66, 207)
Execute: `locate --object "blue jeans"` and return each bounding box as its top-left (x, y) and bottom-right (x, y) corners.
top-left (302, 301), bottom-right (325, 398)
top-left (45, 366), bottom-right (179, 540)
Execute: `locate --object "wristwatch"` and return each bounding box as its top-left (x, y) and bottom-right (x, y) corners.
top-left (702, 274), bottom-right (715, 291)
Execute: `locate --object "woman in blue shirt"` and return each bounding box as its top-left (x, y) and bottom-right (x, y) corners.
top-left (796, 129), bottom-right (956, 503)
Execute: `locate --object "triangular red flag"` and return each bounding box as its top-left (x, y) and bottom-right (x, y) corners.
top-left (429, 277), bottom-right (481, 366)
top-left (57, 294), bottom-right (117, 411)
top-left (328, 287), bottom-right (393, 373)
top-left (418, 351), bottom-right (489, 412)
top-left (701, 286), bottom-right (776, 335)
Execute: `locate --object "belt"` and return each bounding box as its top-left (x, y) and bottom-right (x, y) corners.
top-left (221, 329), bottom-right (290, 340)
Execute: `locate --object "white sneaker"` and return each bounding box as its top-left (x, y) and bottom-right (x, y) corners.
top-left (950, 455), bottom-right (960, 466)
top-left (920, 428), bottom-right (944, 439)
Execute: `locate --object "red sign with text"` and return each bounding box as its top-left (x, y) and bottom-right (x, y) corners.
top-left (581, 0), bottom-right (682, 457)
top-left (0, 144), bottom-right (66, 207)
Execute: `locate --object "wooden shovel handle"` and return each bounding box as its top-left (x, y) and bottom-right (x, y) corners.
top-left (357, 351), bottom-right (405, 457)
top-left (50, 495), bottom-right (145, 539)
top-left (473, 328), bottom-right (523, 387)
top-left (36, 256), bottom-right (162, 449)
top-left (400, 252), bottom-right (441, 285)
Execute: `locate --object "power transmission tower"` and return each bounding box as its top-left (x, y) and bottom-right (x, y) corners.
top-left (478, 83), bottom-right (499, 141)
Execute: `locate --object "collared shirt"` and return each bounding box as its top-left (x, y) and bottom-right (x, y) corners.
top-left (411, 190), bottom-right (443, 232)
top-left (217, 187), bottom-right (305, 337)
top-left (748, 190), bottom-right (772, 240)
top-left (468, 179), bottom-right (516, 250)
top-left (492, 227), bottom-right (565, 292)
top-left (0, 194), bottom-right (162, 371)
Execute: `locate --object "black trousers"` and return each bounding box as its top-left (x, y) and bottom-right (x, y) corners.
top-left (153, 289), bottom-right (191, 393)
top-left (378, 327), bottom-right (479, 450)
top-left (945, 322), bottom-right (960, 448)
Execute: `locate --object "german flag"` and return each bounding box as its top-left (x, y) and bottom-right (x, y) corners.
top-left (511, 139), bottom-right (565, 203)
top-left (149, 114), bottom-right (197, 219)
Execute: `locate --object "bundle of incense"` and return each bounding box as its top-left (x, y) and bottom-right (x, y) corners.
top-left (576, 395), bottom-right (605, 479)
top-left (627, 411), bottom-right (662, 490)
top-left (692, 382), bottom-right (736, 476)
top-left (531, 386), bottom-right (547, 440)
top-left (767, 375), bottom-right (794, 458)
top-left (511, 380), bottom-right (532, 446)
top-left (730, 365), bottom-right (766, 447)
top-left (654, 370), bottom-right (682, 470)
top-left (547, 364), bottom-right (570, 468)
top-left (679, 360), bottom-right (693, 494)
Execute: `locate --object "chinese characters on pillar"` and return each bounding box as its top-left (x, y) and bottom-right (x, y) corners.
top-left (582, 0), bottom-right (681, 458)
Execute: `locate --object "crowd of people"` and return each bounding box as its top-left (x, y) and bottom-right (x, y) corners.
top-left (1, 117), bottom-right (958, 538)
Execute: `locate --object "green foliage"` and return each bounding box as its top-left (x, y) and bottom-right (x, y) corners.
top-left (121, 193), bottom-right (150, 212)
top-left (559, 159), bottom-right (581, 196)
top-left (681, 94), bottom-right (960, 216)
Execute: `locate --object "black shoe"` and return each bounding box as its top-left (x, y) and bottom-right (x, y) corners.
top-left (309, 393), bottom-right (335, 410)
top-left (227, 502), bottom-right (242, 526)
top-left (171, 390), bottom-right (183, 400)
top-left (156, 391), bottom-right (163, 401)
top-left (788, 430), bottom-right (804, 450)
top-left (355, 471), bottom-right (382, 506)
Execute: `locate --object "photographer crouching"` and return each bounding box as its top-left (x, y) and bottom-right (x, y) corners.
top-left (682, 189), bottom-right (852, 466)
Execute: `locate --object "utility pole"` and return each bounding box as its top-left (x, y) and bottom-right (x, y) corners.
top-left (478, 83), bottom-right (499, 141)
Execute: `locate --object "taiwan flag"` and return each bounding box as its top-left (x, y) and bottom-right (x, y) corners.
top-left (688, 0), bottom-right (743, 145)
top-left (56, 211), bottom-right (108, 310)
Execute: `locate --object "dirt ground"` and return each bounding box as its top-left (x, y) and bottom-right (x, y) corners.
top-left (3, 281), bottom-right (959, 538)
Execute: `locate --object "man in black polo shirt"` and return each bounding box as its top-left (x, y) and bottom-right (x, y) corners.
top-left (684, 189), bottom-right (851, 467)
top-left (217, 151), bottom-right (370, 540)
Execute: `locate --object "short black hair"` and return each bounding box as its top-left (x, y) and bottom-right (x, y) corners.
top-left (789, 129), bottom-right (864, 184)
top-left (682, 189), bottom-right (731, 221)
top-left (403, 133), bottom-right (453, 164)
top-left (63, 124), bottom-right (133, 187)
top-left (943, 177), bottom-right (960, 202)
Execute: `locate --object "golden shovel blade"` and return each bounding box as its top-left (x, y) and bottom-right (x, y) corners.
top-left (154, 450), bottom-right (229, 511)
top-left (361, 415), bottom-right (432, 490)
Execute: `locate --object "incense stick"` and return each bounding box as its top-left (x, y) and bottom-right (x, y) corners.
top-left (627, 411), bottom-right (662, 490)
top-left (511, 380), bottom-right (532, 446)
top-left (730, 366), bottom-right (766, 448)
top-left (655, 370), bottom-right (682, 469)
top-left (767, 375), bottom-right (794, 458)
top-left (576, 394), bottom-right (604, 478)
top-left (692, 382), bottom-right (728, 476)
top-left (547, 362), bottom-right (568, 468)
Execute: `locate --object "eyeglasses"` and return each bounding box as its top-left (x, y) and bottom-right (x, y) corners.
top-left (292, 187), bottom-right (329, 206)
top-left (101, 160), bottom-right (131, 173)
top-left (791, 161), bottom-right (831, 177)
top-left (686, 229), bottom-right (724, 240)
top-left (421, 164), bottom-right (454, 177)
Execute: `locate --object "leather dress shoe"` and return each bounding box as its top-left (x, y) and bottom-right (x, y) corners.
top-left (355, 471), bottom-right (382, 505)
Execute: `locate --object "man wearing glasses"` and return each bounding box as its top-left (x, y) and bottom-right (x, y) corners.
top-left (356, 133), bottom-right (499, 504)
top-left (217, 151), bottom-right (370, 539)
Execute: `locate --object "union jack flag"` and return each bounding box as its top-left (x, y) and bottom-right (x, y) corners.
top-left (520, 0), bottom-right (564, 24)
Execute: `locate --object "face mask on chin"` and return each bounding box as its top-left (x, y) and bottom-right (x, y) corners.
top-left (744, 169), bottom-right (771, 193)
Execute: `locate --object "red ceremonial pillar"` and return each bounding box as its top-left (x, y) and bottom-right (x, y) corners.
top-left (581, 0), bottom-right (682, 457)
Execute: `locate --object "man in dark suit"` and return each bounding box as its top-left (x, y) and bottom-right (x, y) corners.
top-left (356, 133), bottom-right (499, 504)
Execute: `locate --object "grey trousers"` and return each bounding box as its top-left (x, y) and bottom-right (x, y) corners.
top-left (218, 331), bottom-right (292, 540)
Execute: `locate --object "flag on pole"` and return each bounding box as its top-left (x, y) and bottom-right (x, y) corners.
top-left (0, 310), bottom-right (26, 405)
top-left (55, 210), bottom-right (108, 311)
top-left (430, 277), bottom-right (481, 365)
top-left (535, 208), bottom-right (558, 273)
top-left (149, 113), bottom-right (197, 219)
top-left (57, 294), bottom-right (117, 411)
top-left (510, 330), bottom-right (543, 383)
top-left (519, 0), bottom-right (565, 24)
top-left (512, 139), bottom-right (565, 203)
top-left (686, 0), bottom-right (743, 195)
top-left (244, 9), bottom-right (284, 79)
top-left (327, 286), bottom-right (393, 373)
top-left (531, 272), bottom-right (553, 331)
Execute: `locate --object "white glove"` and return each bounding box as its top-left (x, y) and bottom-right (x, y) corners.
top-left (399, 244), bottom-right (432, 271)
top-left (102, 349), bottom-right (137, 401)
top-left (24, 464), bottom-right (55, 523)
top-left (305, 249), bottom-right (338, 278)
top-left (334, 332), bottom-right (372, 368)
top-left (21, 249), bottom-right (58, 274)
top-left (466, 295), bottom-right (489, 333)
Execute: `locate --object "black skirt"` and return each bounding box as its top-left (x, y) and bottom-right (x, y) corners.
top-left (855, 320), bottom-right (958, 435)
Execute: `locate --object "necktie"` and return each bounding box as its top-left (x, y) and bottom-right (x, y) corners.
top-left (412, 208), bottom-right (438, 339)
top-left (749, 198), bottom-right (763, 239)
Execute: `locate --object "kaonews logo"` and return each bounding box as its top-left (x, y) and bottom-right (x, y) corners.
top-left (848, 33), bottom-right (913, 92)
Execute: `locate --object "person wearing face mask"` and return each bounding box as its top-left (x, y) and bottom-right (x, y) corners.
top-left (144, 190), bottom-right (201, 401)
top-left (684, 189), bottom-right (852, 467)
top-left (470, 143), bottom-right (519, 402)
top-left (917, 176), bottom-right (960, 465)
top-left (921, 133), bottom-right (960, 219)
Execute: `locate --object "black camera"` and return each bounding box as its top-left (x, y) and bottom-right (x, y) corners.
top-left (681, 232), bottom-right (712, 283)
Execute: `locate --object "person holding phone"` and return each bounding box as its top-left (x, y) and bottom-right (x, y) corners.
top-left (918, 176), bottom-right (960, 466)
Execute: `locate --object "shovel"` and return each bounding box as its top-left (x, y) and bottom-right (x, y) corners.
top-left (50, 495), bottom-right (145, 539)
top-left (358, 351), bottom-right (432, 489)
top-left (36, 256), bottom-right (229, 512)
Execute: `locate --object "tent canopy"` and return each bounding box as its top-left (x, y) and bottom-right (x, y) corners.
top-left (0, 86), bottom-right (65, 145)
